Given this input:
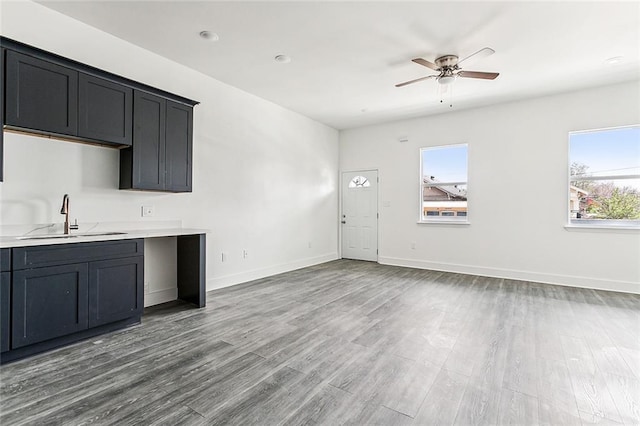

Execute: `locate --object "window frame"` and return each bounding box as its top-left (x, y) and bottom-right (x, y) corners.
top-left (567, 124), bottom-right (640, 230)
top-left (418, 143), bottom-right (470, 224)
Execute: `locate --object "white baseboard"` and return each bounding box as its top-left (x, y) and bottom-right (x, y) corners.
top-left (144, 288), bottom-right (178, 307)
top-left (378, 256), bottom-right (640, 295)
top-left (207, 252), bottom-right (339, 291)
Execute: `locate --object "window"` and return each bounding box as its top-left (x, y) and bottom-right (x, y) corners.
top-left (569, 125), bottom-right (640, 228)
top-left (420, 144), bottom-right (468, 222)
top-left (348, 176), bottom-right (370, 188)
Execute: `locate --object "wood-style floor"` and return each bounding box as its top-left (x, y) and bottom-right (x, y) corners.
top-left (1, 260), bottom-right (639, 425)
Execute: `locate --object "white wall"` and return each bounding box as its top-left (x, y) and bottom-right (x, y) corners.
top-left (340, 81), bottom-right (640, 293)
top-left (0, 1), bottom-right (340, 291)
top-left (144, 237), bottom-right (177, 307)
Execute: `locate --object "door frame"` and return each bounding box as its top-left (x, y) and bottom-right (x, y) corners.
top-left (339, 168), bottom-right (379, 261)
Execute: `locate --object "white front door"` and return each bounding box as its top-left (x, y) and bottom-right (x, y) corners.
top-left (341, 170), bottom-right (378, 261)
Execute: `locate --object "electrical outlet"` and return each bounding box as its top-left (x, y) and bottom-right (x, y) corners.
top-left (144, 281), bottom-right (150, 293)
top-left (221, 252), bottom-right (227, 262)
top-left (142, 205), bottom-right (154, 217)
top-left (242, 249), bottom-right (248, 259)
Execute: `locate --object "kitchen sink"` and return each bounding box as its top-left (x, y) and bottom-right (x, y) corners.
top-left (16, 232), bottom-right (127, 240)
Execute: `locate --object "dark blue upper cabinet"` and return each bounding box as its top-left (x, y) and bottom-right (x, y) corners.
top-left (120, 91), bottom-right (193, 192)
top-left (1, 48), bottom-right (4, 182)
top-left (132, 91), bottom-right (166, 191)
top-left (1, 37), bottom-right (197, 190)
top-left (78, 73), bottom-right (133, 146)
top-left (5, 50), bottom-right (79, 136)
top-left (165, 101), bottom-right (193, 192)
top-left (5, 50), bottom-right (134, 147)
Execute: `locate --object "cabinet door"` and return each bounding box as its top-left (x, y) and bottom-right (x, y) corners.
top-left (132, 90), bottom-right (166, 190)
top-left (1, 272), bottom-right (9, 353)
top-left (12, 264), bottom-right (88, 348)
top-left (165, 101), bottom-right (193, 192)
top-left (1, 48), bottom-right (5, 182)
top-left (78, 73), bottom-right (133, 146)
top-left (89, 256), bottom-right (143, 328)
top-left (5, 50), bottom-right (78, 136)
top-left (1, 249), bottom-right (9, 351)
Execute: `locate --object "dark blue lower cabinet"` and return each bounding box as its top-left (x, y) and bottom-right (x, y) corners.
top-left (1, 239), bottom-right (145, 363)
top-left (1, 272), bottom-right (10, 353)
top-left (89, 256), bottom-right (143, 328)
top-left (12, 263), bottom-right (89, 348)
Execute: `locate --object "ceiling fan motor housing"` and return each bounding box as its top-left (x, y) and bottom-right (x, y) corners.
top-left (435, 55), bottom-right (459, 69)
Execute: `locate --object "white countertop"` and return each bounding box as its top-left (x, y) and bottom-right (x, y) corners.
top-left (0, 227), bottom-right (208, 248)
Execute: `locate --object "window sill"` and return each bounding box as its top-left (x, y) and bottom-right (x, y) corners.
top-left (564, 224), bottom-right (640, 232)
top-left (417, 220), bottom-right (470, 225)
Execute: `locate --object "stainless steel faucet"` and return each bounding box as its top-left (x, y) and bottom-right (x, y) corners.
top-left (60, 194), bottom-right (79, 234)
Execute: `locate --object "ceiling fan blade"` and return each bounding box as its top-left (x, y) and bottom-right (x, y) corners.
top-left (412, 58), bottom-right (439, 70)
top-left (395, 75), bottom-right (437, 87)
top-left (457, 70), bottom-right (499, 80)
top-left (458, 47), bottom-right (495, 65)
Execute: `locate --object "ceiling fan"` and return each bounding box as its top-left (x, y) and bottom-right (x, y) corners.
top-left (396, 47), bottom-right (499, 88)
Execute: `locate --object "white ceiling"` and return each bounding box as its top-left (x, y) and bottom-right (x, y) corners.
top-left (37, 1), bottom-right (640, 130)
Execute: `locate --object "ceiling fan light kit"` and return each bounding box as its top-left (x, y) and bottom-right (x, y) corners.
top-left (437, 75), bottom-right (456, 85)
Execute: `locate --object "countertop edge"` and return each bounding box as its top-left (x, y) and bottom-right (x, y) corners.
top-left (0, 228), bottom-right (209, 248)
